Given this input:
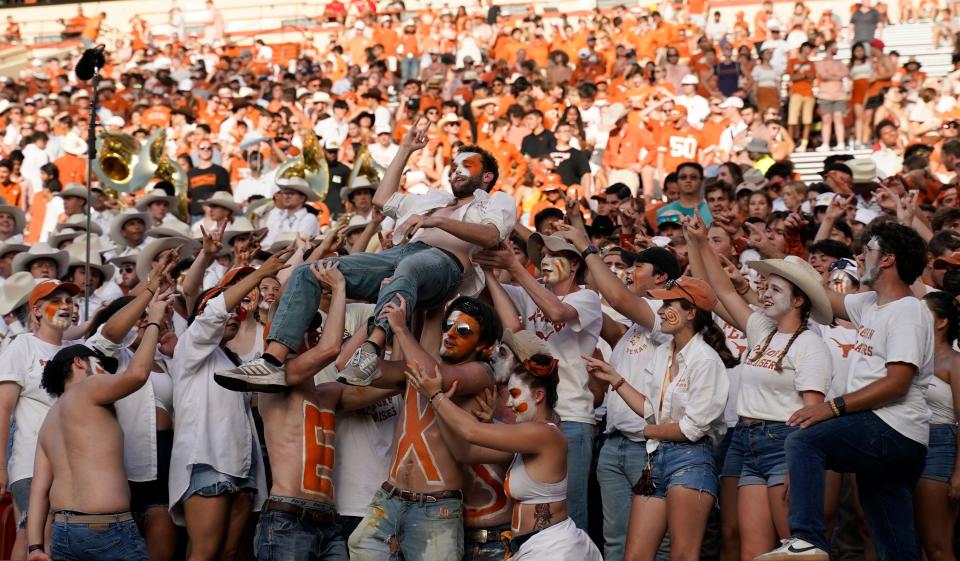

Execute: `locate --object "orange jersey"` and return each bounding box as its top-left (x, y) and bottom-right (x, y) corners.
top-left (654, 123), bottom-right (703, 172)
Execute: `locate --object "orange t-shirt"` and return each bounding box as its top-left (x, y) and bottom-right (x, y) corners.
top-left (654, 122), bottom-right (703, 173)
top-left (54, 154), bottom-right (87, 186)
top-left (0, 182), bottom-right (22, 208)
top-left (142, 105), bottom-right (172, 129)
top-left (787, 58), bottom-right (816, 97)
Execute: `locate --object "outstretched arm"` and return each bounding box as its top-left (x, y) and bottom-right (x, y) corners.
top-left (101, 251), bottom-right (176, 343)
top-left (285, 263), bottom-right (347, 386)
top-left (373, 117), bottom-right (429, 209)
top-left (474, 243), bottom-right (578, 323)
top-left (184, 221), bottom-right (226, 311)
top-left (685, 213), bottom-right (752, 332)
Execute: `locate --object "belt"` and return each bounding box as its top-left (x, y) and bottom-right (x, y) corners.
top-left (264, 499), bottom-right (338, 526)
top-left (52, 511), bottom-right (134, 524)
top-left (381, 481), bottom-right (463, 503)
top-left (465, 525), bottom-right (512, 544)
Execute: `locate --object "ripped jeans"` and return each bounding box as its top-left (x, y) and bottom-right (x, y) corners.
top-left (267, 242), bottom-right (463, 352)
top-left (649, 439), bottom-right (718, 499)
top-left (348, 487), bottom-right (464, 561)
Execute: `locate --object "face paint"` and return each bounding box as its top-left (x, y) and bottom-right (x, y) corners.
top-left (827, 270), bottom-right (854, 294)
top-left (540, 255), bottom-right (571, 286)
top-left (440, 310), bottom-right (482, 360)
top-left (662, 305), bottom-right (681, 327)
top-left (610, 265), bottom-right (629, 284)
top-left (242, 288), bottom-right (259, 313)
top-left (42, 300), bottom-right (71, 329)
top-left (449, 153), bottom-right (485, 196)
top-left (760, 275), bottom-right (795, 320)
top-left (506, 374), bottom-right (537, 423)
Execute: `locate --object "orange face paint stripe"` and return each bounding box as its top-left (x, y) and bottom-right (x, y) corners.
top-left (390, 385), bottom-right (444, 484)
top-left (302, 402), bottom-right (337, 496)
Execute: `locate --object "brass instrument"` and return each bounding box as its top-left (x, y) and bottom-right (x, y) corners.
top-left (92, 130), bottom-right (187, 214)
top-left (347, 143), bottom-right (385, 191)
top-left (275, 130), bottom-right (329, 201)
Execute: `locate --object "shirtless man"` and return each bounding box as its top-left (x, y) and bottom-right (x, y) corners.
top-left (255, 262), bottom-right (398, 561)
top-left (348, 296), bottom-right (502, 561)
top-left (26, 289), bottom-right (169, 561)
top-left (215, 118), bottom-right (516, 392)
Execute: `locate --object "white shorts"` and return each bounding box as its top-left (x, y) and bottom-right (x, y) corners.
top-left (512, 518), bottom-right (602, 561)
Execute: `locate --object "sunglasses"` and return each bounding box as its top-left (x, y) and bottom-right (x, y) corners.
top-left (828, 258), bottom-right (857, 272)
top-left (663, 277), bottom-right (697, 303)
top-left (120, 264), bottom-right (136, 273)
top-left (199, 145), bottom-right (212, 150)
top-left (443, 320), bottom-right (474, 337)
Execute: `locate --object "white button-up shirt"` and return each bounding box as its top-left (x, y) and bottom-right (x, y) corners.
top-left (382, 188), bottom-right (517, 296)
top-left (261, 206), bottom-right (320, 248)
top-left (644, 333), bottom-right (729, 454)
top-left (168, 294), bottom-right (267, 524)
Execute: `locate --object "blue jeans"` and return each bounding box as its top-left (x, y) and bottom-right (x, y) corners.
top-left (785, 411), bottom-right (926, 561)
top-left (596, 432), bottom-right (648, 561)
top-left (734, 420), bottom-right (796, 487)
top-left (268, 242), bottom-right (462, 351)
top-left (255, 497), bottom-right (347, 561)
top-left (650, 439), bottom-right (718, 499)
top-left (922, 424), bottom-right (957, 483)
top-left (400, 56), bottom-right (420, 81)
top-left (462, 526), bottom-right (510, 561)
top-left (561, 421), bottom-right (593, 531)
top-left (51, 515), bottom-right (149, 561)
top-left (348, 487), bottom-right (464, 561)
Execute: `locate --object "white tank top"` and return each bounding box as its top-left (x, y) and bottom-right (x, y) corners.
top-left (926, 375), bottom-right (955, 425)
top-left (151, 371), bottom-right (174, 414)
top-left (851, 62), bottom-right (872, 81)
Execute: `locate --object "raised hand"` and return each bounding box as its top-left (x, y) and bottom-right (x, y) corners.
top-left (896, 189), bottom-right (920, 227)
top-left (682, 211), bottom-right (708, 245)
top-left (581, 354), bottom-right (623, 386)
top-left (310, 261), bottom-right (345, 290)
top-left (259, 246), bottom-right (297, 277)
top-left (471, 387), bottom-right (496, 422)
top-left (824, 194), bottom-right (853, 223)
top-left (147, 287), bottom-right (176, 324)
top-left (473, 242), bottom-right (518, 270)
top-left (554, 223), bottom-right (590, 252)
top-left (401, 116), bottom-right (430, 151)
top-left (783, 212), bottom-right (808, 235)
top-left (405, 362), bottom-right (454, 400)
top-left (377, 294), bottom-right (407, 332)
top-left (199, 220), bottom-right (228, 255)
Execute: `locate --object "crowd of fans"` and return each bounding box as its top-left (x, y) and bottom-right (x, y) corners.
top-left (0, 1), bottom-right (958, 561)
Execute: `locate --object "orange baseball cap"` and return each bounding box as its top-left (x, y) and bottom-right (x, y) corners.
top-left (648, 276), bottom-right (718, 311)
top-left (933, 251), bottom-right (960, 270)
top-left (28, 279), bottom-right (80, 309)
top-left (218, 266), bottom-right (256, 288)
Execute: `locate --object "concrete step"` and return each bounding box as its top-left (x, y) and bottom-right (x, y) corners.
top-left (791, 148), bottom-right (873, 183)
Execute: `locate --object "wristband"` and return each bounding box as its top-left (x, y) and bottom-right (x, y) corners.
top-left (828, 399), bottom-right (840, 417)
top-left (581, 245), bottom-right (600, 258)
top-left (834, 396), bottom-right (847, 416)
top-left (429, 390), bottom-right (444, 404)
top-left (28, 544), bottom-right (43, 554)
top-left (611, 378), bottom-right (626, 392)
top-left (143, 322), bottom-right (162, 333)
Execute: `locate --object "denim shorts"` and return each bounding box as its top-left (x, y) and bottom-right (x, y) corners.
top-left (184, 463), bottom-right (257, 501)
top-left (10, 477), bottom-right (30, 528)
top-left (922, 424), bottom-right (958, 483)
top-left (733, 420), bottom-right (797, 487)
top-left (649, 439), bottom-right (718, 499)
top-left (717, 429), bottom-right (744, 478)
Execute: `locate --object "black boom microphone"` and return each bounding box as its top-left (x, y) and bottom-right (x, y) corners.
top-left (75, 44), bottom-right (106, 81)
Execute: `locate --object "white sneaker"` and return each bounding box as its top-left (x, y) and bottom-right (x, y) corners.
top-left (337, 344), bottom-right (383, 386)
top-left (815, 145), bottom-right (830, 153)
top-left (754, 538), bottom-right (829, 561)
top-left (214, 358), bottom-right (288, 393)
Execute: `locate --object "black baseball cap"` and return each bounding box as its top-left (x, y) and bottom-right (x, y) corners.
top-left (42, 344), bottom-right (118, 379)
top-left (623, 247), bottom-right (681, 280)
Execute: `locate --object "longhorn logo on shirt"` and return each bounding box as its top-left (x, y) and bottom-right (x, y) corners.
top-left (528, 308), bottom-right (565, 341)
top-left (830, 337), bottom-right (855, 358)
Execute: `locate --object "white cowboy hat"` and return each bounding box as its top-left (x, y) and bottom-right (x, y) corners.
top-left (55, 213), bottom-right (103, 236)
top-left (339, 176), bottom-right (377, 202)
top-left (201, 191), bottom-right (243, 215)
top-left (223, 216), bottom-right (267, 247)
top-left (57, 183), bottom-right (89, 201)
top-left (48, 228), bottom-right (84, 249)
top-left (0, 241), bottom-right (28, 259)
top-left (746, 256), bottom-right (833, 325)
top-left (65, 234), bottom-right (115, 280)
top-left (62, 133), bottom-right (87, 157)
top-left (135, 189), bottom-right (178, 212)
top-left (108, 249), bottom-right (140, 268)
top-left (276, 176), bottom-right (319, 202)
top-left (848, 159), bottom-right (878, 184)
top-left (136, 237), bottom-right (198, 282)
top-left (267, 231), bottom-right (299, 254)
top-left (145, 218), bottom-right (192, 239)
top-left (11, 243), bottom-right (70, 277)
top-left (0, 205), bottom-right (25, 235)
top-left (0, 272), bottom-right (39, 315)
top-left (109, 211), bottom-right (151, 248)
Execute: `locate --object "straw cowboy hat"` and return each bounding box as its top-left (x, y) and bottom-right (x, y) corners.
top-left (276, 176), bottom-right (319, 202)
top-left (109, 211), bottom-right (152, 248)
top-left (746, 256), bottom-right (834, 325)
top-left (0, 241), bottom-right (28, 259)
top-left (266, 231), bottom-right (299, 254)
top-left (0, 272), bottom-right (39, 315)
top-left (0, 205), bottom-right (26, 236)
top-left (107, 249), bottom-right (140, 268)
top-left (61, 133), bottom-right (87, 157)
top-left (135, 189), bottom-right (178, 212)
top-left (146, 218), bottom-right (192, 240)
top-left (223, 217), bottom-right (267, 247)
top-left (48, 228), bottom-right (84, 249)
top-left (339, 176), bottom-right (378, 202)
top-left (57, 183), bottom-right (89, 201)
top-left (65, 234), bottom-right (115, 280)
top-left (136, 237), bottom-right (199, 282)
top-left (12, 243), bottom-right (70, 277)
top-left (201, 191), bottom-right (243, 215)
top-left (55, 213), bottom-right (103, 236)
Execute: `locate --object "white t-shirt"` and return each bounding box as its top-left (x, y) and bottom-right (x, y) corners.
top-left (606, 299), bottom-right (670, 441)
top-left (504, 284), bottom-right (603, 424)
top-left (844, 292), bottom-right (935, 445)
top-left (821, 323), bottom-right (857, 400)
top-left (317, 304), bottom-right (402, 517)
top-left (738, 312), bottom-right (833, 421)
top-left (0, 335), bottom-right (61, 483)
top-left (716, 315), bottom-right (747, 428)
